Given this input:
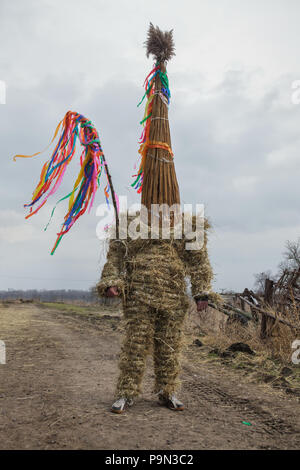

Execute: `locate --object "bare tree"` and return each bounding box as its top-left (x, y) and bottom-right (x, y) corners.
top-left (253, 270), bottom-right (273, 295)
top-left (283, 238), bottom-right (300, 270)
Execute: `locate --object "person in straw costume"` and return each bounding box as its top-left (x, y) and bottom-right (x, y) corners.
top-left (97, 24), bottom-right (218, 413)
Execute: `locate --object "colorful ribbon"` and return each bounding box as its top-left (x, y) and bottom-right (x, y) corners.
top-left (132, 63), bottom-right (172, 193)
top-left (14, 111), bottom-right (117, 254)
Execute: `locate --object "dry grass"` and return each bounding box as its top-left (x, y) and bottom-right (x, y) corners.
top-left (145, 23), bottom-right (175, 63)
top-left (185, 301), bottom-right (300, 396)
top-left (188, 301), bottom-right (299, 362)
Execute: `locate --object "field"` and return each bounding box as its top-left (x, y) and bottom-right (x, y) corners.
top-left (0, 301), bottom-right (299, 450)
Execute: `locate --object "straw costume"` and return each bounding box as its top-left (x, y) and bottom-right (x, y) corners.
top-left (97, 24), bottom-right (216, 413)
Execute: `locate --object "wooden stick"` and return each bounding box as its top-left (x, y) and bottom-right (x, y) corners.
top-left (239, 296), bottom-right (300, 331)
top-left (223, 303), bottom-right (253, 320)
top-left (208, 302), bottom-right (253, 320)
top-left (102, 153), bottom-right (119, 239)
top-left (208, 302), bottom-right (231, 317)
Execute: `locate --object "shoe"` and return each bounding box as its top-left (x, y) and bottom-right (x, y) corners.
top-left (158, 393), bottom-right (185, 411)
top-left (111, 397), bottom-right (134, 414)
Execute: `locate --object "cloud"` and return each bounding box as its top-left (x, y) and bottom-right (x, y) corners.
top-left (0, 210), bottom-right (39, 243)
top-left (211, 223), bottom-right (300, 292)
top-left (0, 0), bottom-right (300, 291)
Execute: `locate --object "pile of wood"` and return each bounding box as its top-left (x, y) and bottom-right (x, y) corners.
top-left (273, 268), bottom-right (300, 314)
top-left (210, 269), bottom-right (300, 339)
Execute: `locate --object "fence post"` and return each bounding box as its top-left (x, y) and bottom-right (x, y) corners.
top-left (261, 278), bottom-right (275, 339)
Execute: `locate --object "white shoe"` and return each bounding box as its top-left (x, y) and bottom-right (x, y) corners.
top-left (111, 397), bottom-right (134, 414)
top-left (158, 393), bottom-right (184, 411)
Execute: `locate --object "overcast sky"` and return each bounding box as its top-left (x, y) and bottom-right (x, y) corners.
top-left (1, 0), bottom-right (300, 292)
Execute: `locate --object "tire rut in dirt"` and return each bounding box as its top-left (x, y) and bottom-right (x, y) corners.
top-left (184, 378), bottom-right (297, 436)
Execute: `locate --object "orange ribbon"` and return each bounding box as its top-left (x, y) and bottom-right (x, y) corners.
top-left (13, 117), bottom-right (64, 161)
top-left (147, 141), bottom-right (174, 157)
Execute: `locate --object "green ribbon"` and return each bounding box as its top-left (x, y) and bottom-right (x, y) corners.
top-left (44, 185), bottom-right (80, 232)
top-left (140, 113), bottom-right (152, 125)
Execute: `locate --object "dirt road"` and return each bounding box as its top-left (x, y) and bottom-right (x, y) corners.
top-left (0, 302), bottom-right (299, 450)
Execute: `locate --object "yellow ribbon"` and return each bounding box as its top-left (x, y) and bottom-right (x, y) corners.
top-left (13, 118), bottom-right (64, 162)
top-left (68, 149), bottom-right (90, 210)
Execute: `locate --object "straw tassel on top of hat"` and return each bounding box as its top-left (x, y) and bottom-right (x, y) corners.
top-left (132, 23), bottom-right (180, 220)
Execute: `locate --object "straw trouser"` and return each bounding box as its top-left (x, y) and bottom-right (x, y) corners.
top-left (116, 298), bottom-right (187, 400)
top-left (97, 218), bottom-right (215, 400)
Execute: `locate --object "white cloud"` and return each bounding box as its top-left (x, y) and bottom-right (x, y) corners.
top-left (211, 224), bottom-right (300, 292)
top-left (0, 224), bottom-right (36, 243)
top-left (0, 209), bottom-right (45, 243)
top-left (232, 175), bottom-right (259, 192)
top-left (267, 142), bottom-right (300, 168)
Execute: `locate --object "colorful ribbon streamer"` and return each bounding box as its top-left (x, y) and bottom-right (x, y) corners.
top-left (14, 111), bottom-right (117, 254)
top-left (132, 64), bottom-right (172, 193)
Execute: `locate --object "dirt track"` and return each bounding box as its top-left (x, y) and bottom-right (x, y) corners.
top-left (0, 303), bottom-right (299, 450)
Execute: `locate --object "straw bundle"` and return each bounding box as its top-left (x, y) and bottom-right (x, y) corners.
top-left (140, 25), bottom-right (180, 220)
top-left (141, 62), bottom-right (180, 210)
